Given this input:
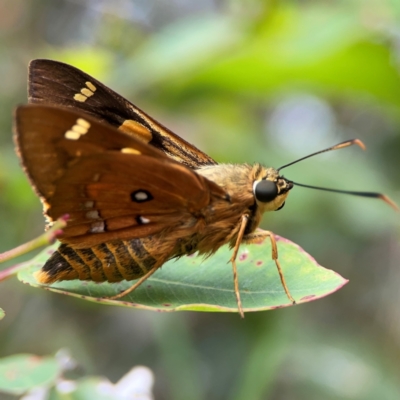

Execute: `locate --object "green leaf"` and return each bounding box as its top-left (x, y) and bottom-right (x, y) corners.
top-left (17, 235), bottom-right (347, 313)
top-left (0, 308), bottom-right (4, 320)
top-left (0, 354), bottom-right (59, 395)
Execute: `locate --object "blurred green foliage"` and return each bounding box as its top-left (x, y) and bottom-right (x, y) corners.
top-left (0, 351), bottom-right (154, 399)
top-left (0, 354), bottom-right (60, 395)
top-left (0, 1), bottom-right (399, 399)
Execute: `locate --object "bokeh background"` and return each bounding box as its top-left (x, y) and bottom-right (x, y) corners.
top-left (1, 0), bottom-right (400, 399)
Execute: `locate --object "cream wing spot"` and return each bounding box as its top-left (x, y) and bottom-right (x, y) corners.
top-left (74, 93), bottom-right (87, 102)
top-left (73, 82), bottom-right (96, 103)
top-left (86, 81), bottom-right (97, 92)
top-left (71, 124), bottom-right (88, 134)
top-left (121, 148), bottom-right (141, 155)
top-left (64, 118), bottom-right (91, 140)
top-left (65, 130), bottom-right (80, 140)
top-left (76, 118), bottom-right (91, 129)
top-left (81, 88), bottom-right (94, 97)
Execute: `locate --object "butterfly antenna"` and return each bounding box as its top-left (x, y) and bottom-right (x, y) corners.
top-left (288, 182), bottom-right (398, 211)
top-left (277, 139), bottom-right (365, 171)
top-left (278, 139), bottom-right (398, 211)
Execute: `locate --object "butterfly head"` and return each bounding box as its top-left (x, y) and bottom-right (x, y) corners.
top-left (251, 135), bottom-right (398, 213)
top-left (253, 168), bottom-right (293, 212)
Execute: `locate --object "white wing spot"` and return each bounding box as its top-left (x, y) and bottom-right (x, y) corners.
top-left (135, 191), bottom-right (148, 201)
top-left (90, 221), bottom-right (105, 233)
top-left (139, 216), bottom-right (150, 224)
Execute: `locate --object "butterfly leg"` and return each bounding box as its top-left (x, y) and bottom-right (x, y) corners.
top-left (243, 230), bottom-right (295, 305)
top-left (108, 264), bottom-right (161, 300)
top-left (229, 214), bottom-right (250, 318)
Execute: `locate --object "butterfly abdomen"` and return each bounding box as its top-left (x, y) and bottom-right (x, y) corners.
top-left (34, 238), bottom-right (163, 284)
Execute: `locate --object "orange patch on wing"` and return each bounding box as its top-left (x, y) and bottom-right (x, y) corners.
top-left (119, 120), bottom-right (152, 143)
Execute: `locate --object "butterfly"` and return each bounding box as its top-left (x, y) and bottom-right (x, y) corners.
top-left (14, 59), bottom-right (396, 317)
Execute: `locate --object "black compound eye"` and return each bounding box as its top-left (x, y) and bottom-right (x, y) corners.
top-left (254, 180), bottom-right (278, 203)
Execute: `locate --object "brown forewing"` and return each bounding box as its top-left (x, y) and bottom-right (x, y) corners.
top-left (28, 59), bottom-right (216, 168)
top-left (14, 104), bottom-right (170, 200)
top-left (14, 105), bottom-right (227, 248)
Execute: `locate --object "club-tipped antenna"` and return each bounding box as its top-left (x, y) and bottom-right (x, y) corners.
top-left (278, 139), bottom-right (398, 210)
top-left (289, 181), bottom-right (398, 211)
top-left (278, 139), bottom-right (366, 171)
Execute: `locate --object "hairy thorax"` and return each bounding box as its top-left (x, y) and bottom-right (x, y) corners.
top-left (168, 163), bottom-right (288, 258)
